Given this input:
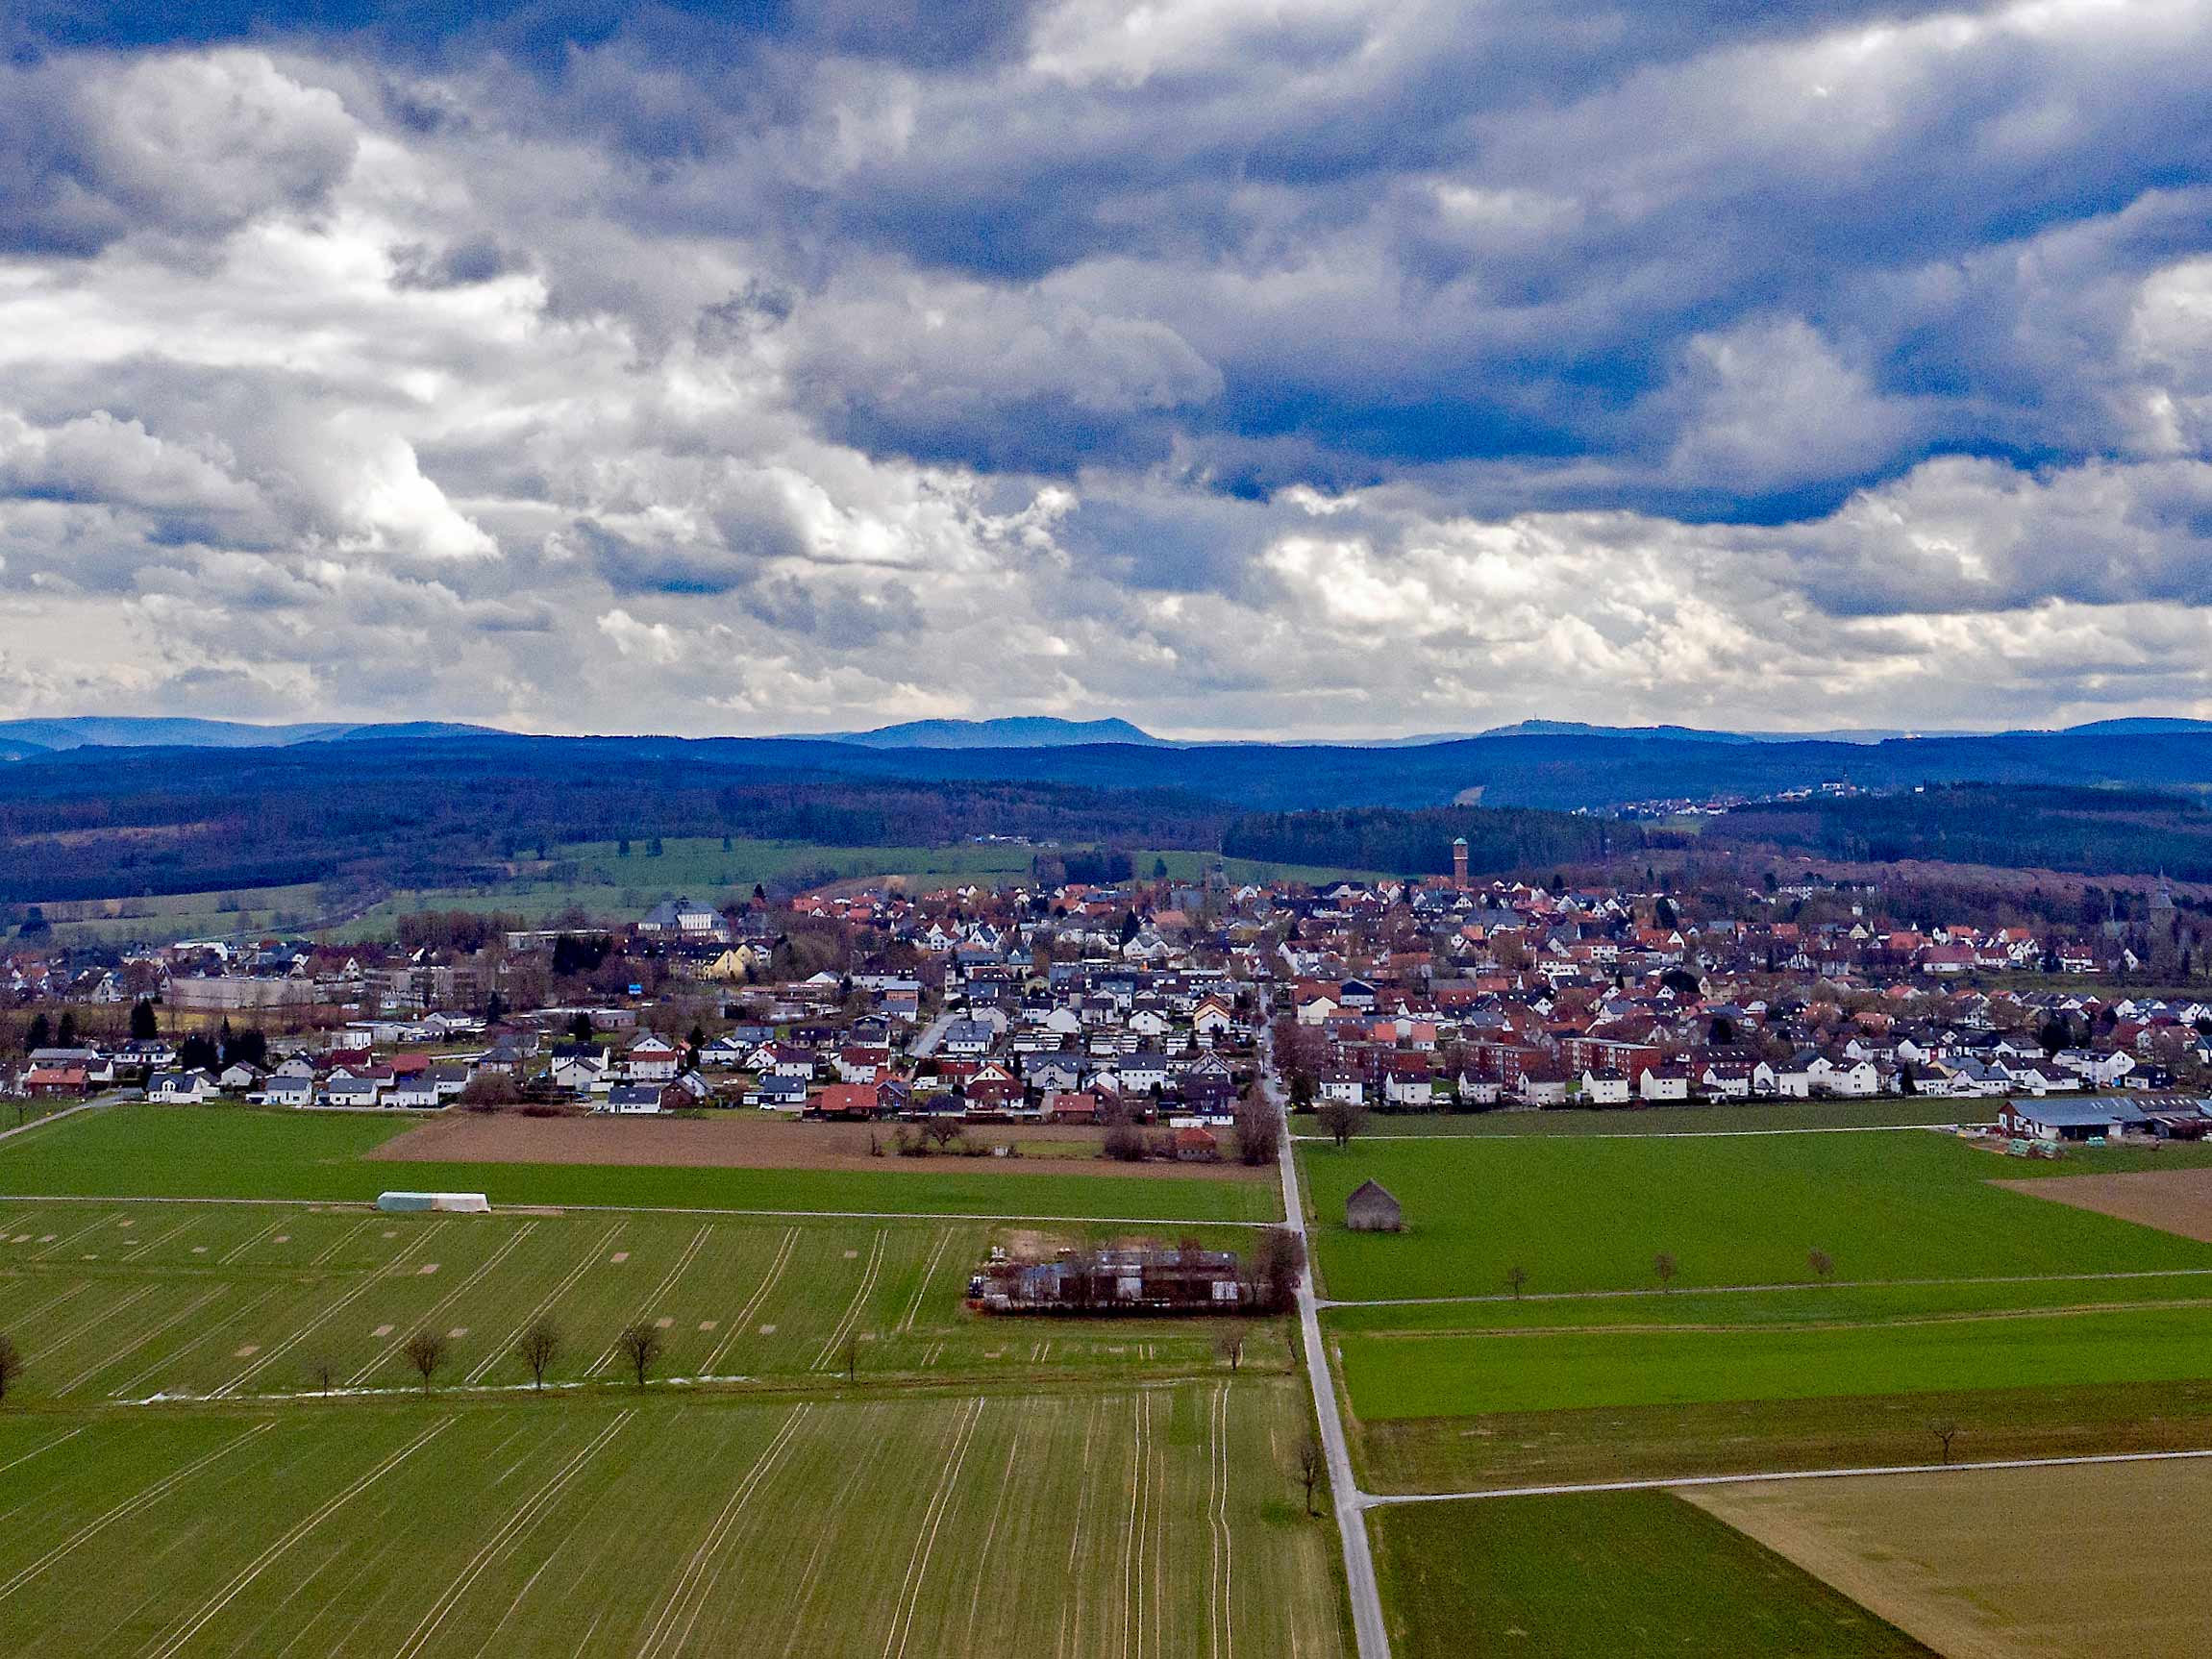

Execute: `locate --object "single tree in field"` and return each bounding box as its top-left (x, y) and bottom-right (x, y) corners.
top-left (1653, 1251), bottom-right (1678, 1293)
top-left (0, 1332), bottom-right (22, 1403)
top-left (840, 1335), bottom-right (858, 1385)
top-left (1504, 1265), bottom-right (1529, 1301)
top-left (1928, 1418), bottom-right (1960, 1464)
top-left (616, 1321), bottom-right (664, 1390)
top-left (517, 1317), bottom-right (561, 1390)
top-left (1296, 1437), bottom-right (1324, 1518)
top-left (402, 1329), bottom-right (449, 1395)
top-left (1808, 1248), bottom-right (1835, 1284)
top-left (306, 1354), bottom-right (336, 1397)
top-left (1316, 1097), bottom-right (1369, 1149)
top-left (1216, 1330), bottom-right (1245, 1374)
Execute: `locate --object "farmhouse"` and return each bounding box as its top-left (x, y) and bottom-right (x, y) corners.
top-left (1345, 1179), bottom-right (1403, 1232)
top-left (971, 1246), bottom-right (1249, 1313)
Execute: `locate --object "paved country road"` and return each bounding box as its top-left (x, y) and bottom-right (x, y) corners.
top-left (1264, 1028), bottom-right (1391, 1659)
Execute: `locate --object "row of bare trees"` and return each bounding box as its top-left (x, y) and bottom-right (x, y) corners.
top-left (300, 1316), bottom-right (665, 1397)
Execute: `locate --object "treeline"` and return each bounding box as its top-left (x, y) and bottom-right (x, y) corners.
top-left (1707, 785), bottom-right (2212, 881)
top-left (1221, 805), bottom-right (1675, 879)
top-left (0, 740), bottom-right (1229, 907)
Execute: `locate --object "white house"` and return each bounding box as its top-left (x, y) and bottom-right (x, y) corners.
top-left (1578, 1070), bottom-right (1631, 1105)
top-left (147, 1070), bottom-right (217, 1104)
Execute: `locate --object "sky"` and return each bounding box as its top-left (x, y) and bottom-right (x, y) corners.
top-left (2, 0), bottom-right (2210, 740)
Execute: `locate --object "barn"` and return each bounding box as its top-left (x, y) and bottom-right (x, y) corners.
top-left (1345, 1179), bottom-right (1403, 1232)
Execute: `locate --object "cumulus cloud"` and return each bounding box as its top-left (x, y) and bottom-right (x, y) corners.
top-left (0, 5), bottom-right (2208, 736)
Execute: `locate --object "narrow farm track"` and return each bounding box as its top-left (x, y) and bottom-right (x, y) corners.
top-left (1323, 1262), bottom-right (2212, 1310)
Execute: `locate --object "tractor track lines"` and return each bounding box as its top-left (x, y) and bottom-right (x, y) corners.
top-left (347, 1222), bottom-right (539, 1386)
top-left (111, 1282), bottom-right (284, 1399)
top-left (0, 1422), bottom-right (274, 1606)
top-left (136, 1417), bottom-right (454, 1659)
top-left (390, 1411), bottom-right (634, 1659)
top-left (634, 1403), bottom-right (809, 1659)
top-left (1208, 1382), bottom-right (1234, 1659)
top-left (1122, 1391), bottom-right (1152, 1659)
top-left (897, 1227), bottom-right (957, 1335)
top-left (882, 1396), bottom-right (985, 1659)
top-left (40, 1282), bottom-right (161, 1357)
top-left (703, 1228), bottom-right (797, 1374)
top-left (212, 1227), bottom-right (441, 1399)
top-left (0, 1426), bottom-right (84, 1480)
top-left (53, 1285), bottom-right (227, 1397)
top-left (34, 1209), bottom-right (128, 1260)
top-left (463, 1221), bottom-right (624, 1385)
top-left (588, 1225), bottom-right (710, 1376)
top-left (813, 1229), bottom-right (886, 1371)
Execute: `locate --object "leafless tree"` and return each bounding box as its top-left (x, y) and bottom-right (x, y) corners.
top-left (0, 1332), bottom-right (22, 1403)
top-left (1316, 1098), bottom-right (1369, 1149)
top-left (1216, 1330), bottom-right (1245, 1374)
top-left (1653, 1251), bottom-right (1678, 1293)
top-left (517, 1317), bottom-right (561, 1389)
top-left (402, 1329), bottom-right (448, 1395)
top-left (616, 1321), bottom-right (664, 1389)
top-left (1808, 1248), bottom-right (1835, 1284)
top-left (1233, 1093), bottom-right (1281, 1165)
top-left (1504, 1265), bottom-right (1529, 1301)
top-left (1297, 1437), bottom-right (1324, 1517)
top-left (1248, 1227), bottom-right (1307, 1314)
top-left (1928, 1418), bottom-right (1959, 1464)
top-left (841, 1335), bottom-right (858, 1385)
top-left (306, 1353), bottom-right (336, 1396)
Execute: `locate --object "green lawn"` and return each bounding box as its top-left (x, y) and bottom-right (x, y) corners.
top-left (0, 1380), bottom-right (1345, 1657)
top-left (1310, 1099), bottom-right (1992, 1136)
top-left (1337, 1302), bottom-right (2212, 1418)
top-left (1370, 1492), bottom-right (1929, 1658)
top-left (0, 1107), bottom-right (1280, 1223)
top-left (1299, 1130), bottom-right (2212, 1302)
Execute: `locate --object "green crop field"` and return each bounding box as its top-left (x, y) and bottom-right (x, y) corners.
top-left (1298, 1129), bottom-right (2212, 1302)
top-left (0, 1199), bottom-right (1281, 1400)
top-left (1370, 1492), bottom-right (1929, 1658)
top-left (0, 1107), bottom-right (1281, 1224)
top-left (0, 1380), bottom-right (1345, 1657)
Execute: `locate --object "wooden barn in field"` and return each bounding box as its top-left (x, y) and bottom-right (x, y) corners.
top-left (1344, 1179), bottom-right (1403, 1233)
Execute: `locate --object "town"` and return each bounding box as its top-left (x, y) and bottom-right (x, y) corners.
top-left (7, 840), bottom-right (2206, 1157)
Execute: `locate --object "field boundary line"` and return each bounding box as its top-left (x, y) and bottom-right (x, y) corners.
top-left (704, 1226), bottom-right (797, 1374)
top-left (212, 1226), bottom-right (441, 1398)
top-left (898, 1226), bottom-right (957, 1334)
top-left (813, 1228), bottom-right (887, 1370)
top-left (0, 1425), bottom-right (85, 1479)
top-left (1293, 1122), bottom-right (1985, 1142)
top-left (634, 1402), bottom-right (809, 1659)
top-left (137, 1417), bottom-right (455, 1659)
top-left (0, 1192), bottom-right (1279, 1226)
top-left (348, 1220), bottom-right (539, 1385)
top-left (1364, 1445), bottom-right (2212, 1504)
top-left (1322, 1264), bottom-right (2212, 1310)
top-left (883, 1396), bottom-right (986, 1659)
top-left (53, 1286), bottom-right (226, 1397)
top-left (587, 1224), bottom-right (710, 1374)
top-left (464, 1219), bottom-right (624, 1384)
top-left (0, 1422), bottom-right (274, 1605)
top-left (390, 1411), bottom-right (634, 1659)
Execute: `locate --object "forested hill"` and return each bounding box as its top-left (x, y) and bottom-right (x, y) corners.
top-left (1706, 785), bottom-right (2212, 881)
top-left (1221, 807), bottom-right (1678, 879)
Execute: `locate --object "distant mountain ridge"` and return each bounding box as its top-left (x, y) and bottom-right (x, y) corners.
top-left (0, 717), bottom-right (504, 752)
top-left (809, 716), bottom-right (1167, 749)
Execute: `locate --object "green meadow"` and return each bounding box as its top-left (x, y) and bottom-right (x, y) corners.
top-left (0, 1107), bottom-right (1281, 1224)
top-left (1298, 1130), bottom-right (2212, 1302)
top-left (1370, 1492), bottom-right (1929, 1658)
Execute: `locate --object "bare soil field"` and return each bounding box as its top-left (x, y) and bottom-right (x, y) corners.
top-left (1996, 1167), bottom-right (2212, 1243)
top-left (368, 1111), bottom-right (1264, 1180)
top-left (1690, 1457), bottom-right (2212, 1659)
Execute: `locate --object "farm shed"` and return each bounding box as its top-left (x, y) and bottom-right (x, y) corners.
top-left (1345, 1179), bottom-right (1403, 1232)
top-left (377, 1191), bottom-right (491, 1214)
top-left (1997, 1099), bottom-right (2146, 1143)
top-left (972, 1247), bottom-right (1249, 1314)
